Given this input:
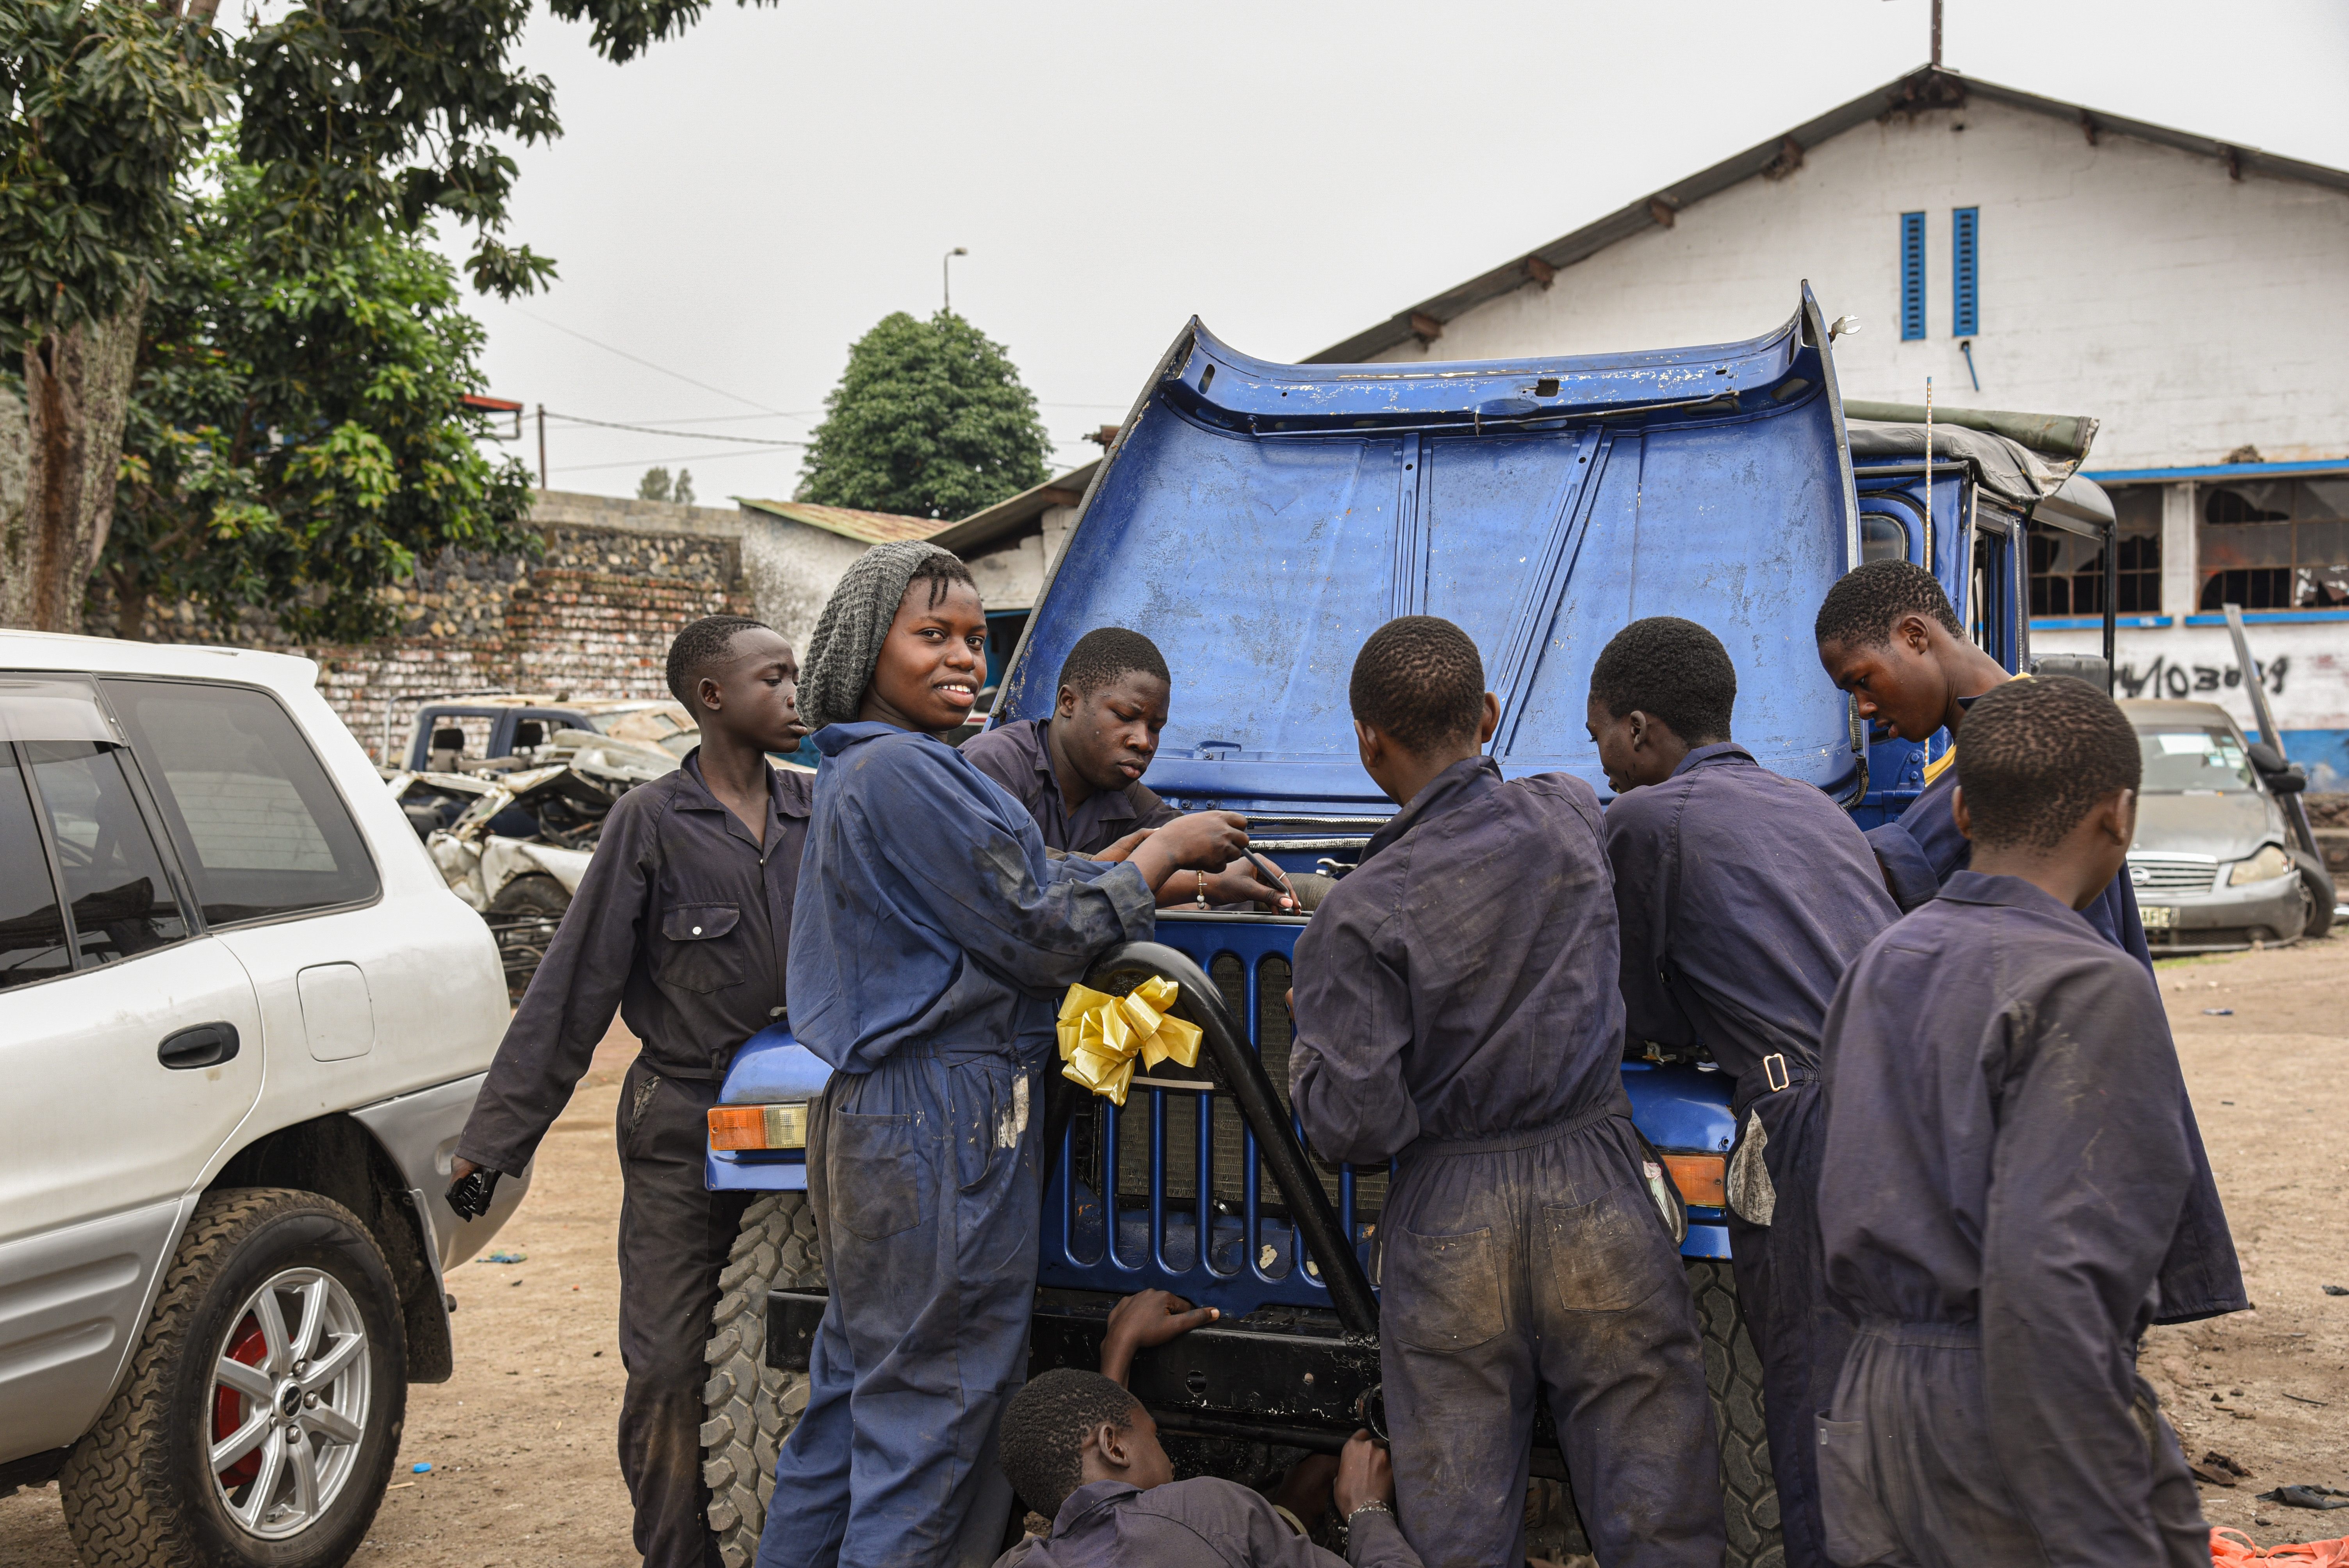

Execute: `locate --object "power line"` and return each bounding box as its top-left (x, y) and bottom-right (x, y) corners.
top-left (551, 446), bottom-right (805, 475)
top-left (545, 410), bottom-right (810, 446)
top-left (501, 305), bottom-right (790, 415)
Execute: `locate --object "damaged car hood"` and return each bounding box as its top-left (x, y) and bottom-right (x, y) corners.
top-left (994, 290), bottom-right (1864, 817)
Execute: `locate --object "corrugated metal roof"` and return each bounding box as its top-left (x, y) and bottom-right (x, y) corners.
top-left (734, 498), bottom-right (953, 544)
top-left (928, 461), bottom-right (1101, 558)
top-left (1309, 66), bottom-right (2349, 365)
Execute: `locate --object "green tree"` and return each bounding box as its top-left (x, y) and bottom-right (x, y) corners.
top-left (800, 310), bottom-right (1053, 519)
top-left (637, 465), bottom-right (673, 502)
top-left (104, 157), bottom-right (536, 643)
top-left (2, 0), bottom-right (773, 633)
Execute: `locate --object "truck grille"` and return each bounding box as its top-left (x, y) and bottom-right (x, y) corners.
top-left (1088, 952), bottom-right (1386, 1223)
top-left (2128, 858), bottom-right (2217, 895)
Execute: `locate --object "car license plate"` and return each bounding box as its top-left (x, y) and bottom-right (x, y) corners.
top-left (2141, 903), bottom-right (2177, 929)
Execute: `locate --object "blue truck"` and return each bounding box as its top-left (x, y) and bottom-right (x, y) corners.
top-left (694, 287), bottom-right (2121, 1567)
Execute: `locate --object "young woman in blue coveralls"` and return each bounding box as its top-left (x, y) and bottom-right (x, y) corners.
top-left (753, 541), bottom-right (1252, 1568)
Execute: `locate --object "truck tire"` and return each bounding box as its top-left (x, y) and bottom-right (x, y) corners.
top-left (486, 873), bottom-right (570, 1000)
top-left (1688, 1257), bottom-right (1783, 1568)
top-left (59, 1188), bottom-right (407, 1568)
top-left (703, 1192), bottom-right (825, 1568)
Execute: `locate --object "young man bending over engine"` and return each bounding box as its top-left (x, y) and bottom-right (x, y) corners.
top-left (1814, 676), bottom-right (2212, 1568)
top-left (1813, 560), bottom-right (2242, 1327)
top-left (962, 625), bottom-right (1290, 909)
top-left (1286, 615), bottom-right (1725, 1568)
top-left (1587, 615), bottom-right (1897, 1568)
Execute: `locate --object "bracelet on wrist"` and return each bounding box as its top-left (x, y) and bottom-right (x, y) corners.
top-left (1346, 1500), bottom-right (1393, 1522)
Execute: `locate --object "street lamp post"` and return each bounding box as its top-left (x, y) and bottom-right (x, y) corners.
top-left (943, 246), bottom-right (967, 314)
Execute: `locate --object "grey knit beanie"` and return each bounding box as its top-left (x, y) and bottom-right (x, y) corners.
top-left (798, 539), bottom-right (962, 730)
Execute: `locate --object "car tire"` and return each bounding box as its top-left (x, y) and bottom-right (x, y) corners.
top-left (2294, 855), bottom-right (2335, 940)
top-left (703, 1192), bottom-right (825, 1568)
top-left (486, 873), bottom-right (570, 1000)
top-left (1688, 1257), bottom-right (1784, 1568)
top-left (59, 1188), bottom-right (407, 1568)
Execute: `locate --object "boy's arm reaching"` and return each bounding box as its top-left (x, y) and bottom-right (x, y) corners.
top-left (455, 794), bottom-right (658, 1177)
top-left (1287, 905), bottom-right (1419, 1167)
top-left (1978, 960), bottom-right (2197, 1568)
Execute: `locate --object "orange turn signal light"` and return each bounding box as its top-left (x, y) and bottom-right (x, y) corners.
top-left (708, 1103), bottom-right (808, 1151)
top-left (1661, 1153), bottom-right (1727, 1209)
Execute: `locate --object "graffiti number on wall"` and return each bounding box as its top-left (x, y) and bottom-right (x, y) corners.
top-left (2113, 656), bottom-right (2288, 702)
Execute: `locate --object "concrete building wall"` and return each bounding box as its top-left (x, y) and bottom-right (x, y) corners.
top-left (740, 517), bottom-right (869, 654)
top-left (1369, 97), bottom-right (2349, 472)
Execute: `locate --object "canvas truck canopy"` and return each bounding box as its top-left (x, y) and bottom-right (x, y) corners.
top-left (994, 287), bottom-right (1866, 818)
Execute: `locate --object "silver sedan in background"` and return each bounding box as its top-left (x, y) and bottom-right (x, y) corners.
top-left (2123, 699), bottom-right (2330, 951)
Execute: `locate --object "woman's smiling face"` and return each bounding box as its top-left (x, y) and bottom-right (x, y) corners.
top-left (861, 578), bottom-right (989, 733)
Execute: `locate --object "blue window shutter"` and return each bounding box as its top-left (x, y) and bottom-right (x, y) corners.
top-left (1900, 212), bottom-right (1927, 340)
top-left (1952, 207), bottom-right (1980, 337)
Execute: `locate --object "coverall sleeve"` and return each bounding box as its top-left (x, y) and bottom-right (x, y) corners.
top-left (860, 743), bottom-right (1155, 991)
top-left (1862, 821), bottom-right (1943, 912)
top-left (1978, 959), bottom-right (2196, 1568)
top-left (455, 791), bottom-right (658, 1174)
top-left (1602, 793), bottom-right (1699, 1051)
top-left (1288, 897), bottom-right (1420, 1166)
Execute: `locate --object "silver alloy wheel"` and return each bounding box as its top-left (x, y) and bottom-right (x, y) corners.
top-left (207, 1267), bottom-right (373, 1539)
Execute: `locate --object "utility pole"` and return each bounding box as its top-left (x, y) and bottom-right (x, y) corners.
top-left (1931, 0), bottom-right (1942, 68)
top-left (943, 246), bottom-right (967, 314)
top-left (536, 404), bottom-right (548, 490)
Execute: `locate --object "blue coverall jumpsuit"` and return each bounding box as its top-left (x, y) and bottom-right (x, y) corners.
top-left (755, 722), bottom-right (1155, 1568)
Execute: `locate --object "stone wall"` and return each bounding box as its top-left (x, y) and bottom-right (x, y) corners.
top-left (97, 490), bottom-right (753, 763)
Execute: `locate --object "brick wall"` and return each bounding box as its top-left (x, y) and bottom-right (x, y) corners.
top-left (96, 491), bottom-right (752, 762)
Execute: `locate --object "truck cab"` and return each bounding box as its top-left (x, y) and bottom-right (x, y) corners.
top-left (699, 289), bottom-right (2115, 1566)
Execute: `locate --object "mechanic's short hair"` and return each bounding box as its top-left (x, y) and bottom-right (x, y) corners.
top-left (666, 615), bottom-right (770, 708)
top-left (1955, 676), bottom-right (2142, 850)
top-left (1059, 627), bottom-right (1171, 699)
top-left (1814, 560), bottom-right (1964, 649)
top-left (1589, 617), bottom-right (1736, 743)
top-left (1349, 616), bottom-right (1486, 754)
top-left (997, 1368), bottom-right (1141, 1518)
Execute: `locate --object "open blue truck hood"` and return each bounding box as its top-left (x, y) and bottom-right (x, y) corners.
top-left (994, 287), bottom-right (1866, 816)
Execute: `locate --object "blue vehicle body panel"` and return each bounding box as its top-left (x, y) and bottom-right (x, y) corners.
top-left (993, 296), bottom-right (1867, 816)
top-left (704, 1025), bottom-right (828, 1192)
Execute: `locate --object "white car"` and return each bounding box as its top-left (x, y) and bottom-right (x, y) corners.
top-left (0, 633), bottom-right (524, 1567)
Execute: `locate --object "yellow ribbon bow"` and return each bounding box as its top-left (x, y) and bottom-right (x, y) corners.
top-left (1056, 976), bottom-right (1204, 1107)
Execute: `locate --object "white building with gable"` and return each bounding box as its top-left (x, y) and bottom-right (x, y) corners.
top-left (1310, 67), bottom-right (2349, 784)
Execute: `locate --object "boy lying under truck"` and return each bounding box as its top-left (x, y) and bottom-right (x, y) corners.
top-left (962, 624), bottom-right (1294, 909)
top-left (994, 1290), bottom-right (1420, 1568)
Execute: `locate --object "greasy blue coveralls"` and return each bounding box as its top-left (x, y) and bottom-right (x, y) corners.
top-left (754, 722), bottom-right (1156, 1568)
top-left (1814, 872), bottom-right (2212, 1568)
top-left (1289, 757), bottom-right (1726, 1568)
top-left (1603, 743), bottom-right (1898, 1568)
top-left (1865, 757), bottom-right (2246, 1323)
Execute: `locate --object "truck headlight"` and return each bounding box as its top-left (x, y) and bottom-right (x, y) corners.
top-left (2228, 845), bottom-right (2293, 886)
top-left (708, 1103), bottom-right (809, 1151)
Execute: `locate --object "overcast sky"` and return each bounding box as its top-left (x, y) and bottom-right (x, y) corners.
top-left (431, 0), bottom-right (2349, 505)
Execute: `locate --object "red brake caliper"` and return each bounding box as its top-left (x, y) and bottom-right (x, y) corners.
top-left (214, 1313), bottom-right (269, 1487)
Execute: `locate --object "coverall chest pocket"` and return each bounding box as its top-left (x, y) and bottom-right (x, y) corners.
top-left (1379, 1224), bottom-right (1506, 1353)
top-left (827, 1112), bottom-right (923, 1240)
top-left (656, 903), bottom-right (743, 993)
top-left (1542, 1183), bottom-right (1672, 1313)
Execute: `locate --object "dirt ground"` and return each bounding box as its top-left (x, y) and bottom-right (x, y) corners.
top-left (4, 939), bottom-right (2344, 1566)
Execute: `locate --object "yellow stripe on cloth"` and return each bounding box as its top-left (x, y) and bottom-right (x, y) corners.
top-left (1056, 975), bottom-right (1203, 1107)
